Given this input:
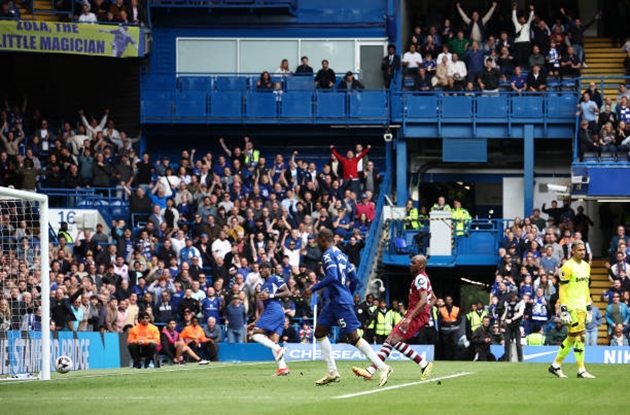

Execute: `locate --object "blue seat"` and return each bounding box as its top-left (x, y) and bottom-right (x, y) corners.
top-left (175, 91), bottom-right (207, 118)
top-left (215, 76), bottom-right (248, 91)
top-left (281, 92), bottom-right (313, 118)
top-left (406, 94), bottom-right (437, 119)
top-left (442, 96), bottom-right (473, 118)
top-left (477, 95), bottom-right (508, 118)
top-left (246, 92), bottom-right (277, 118)
top-left (286, 76), bottom-right (314, 91)
top-left (179, 76), bottom-right (212, 91)
top-left (547, 95), bottom-right (577, 118)
top-left (142, 91), bottom-right (173, 119)
top-left (316, 92), bottom-right (346, 118)
top-left (512, 95), bottom-right (543, 118)
top-left (393, 237), bottom-right (410, 254)
top-left (142, 75), bottom-right (175, 90)
top-left (349, 91), bottom-right (387, 119)
top-left (210, 91), bottom-right (242, 118)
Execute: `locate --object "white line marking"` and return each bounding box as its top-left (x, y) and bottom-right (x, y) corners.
top-left (332, 371), bottom-right (474, 399)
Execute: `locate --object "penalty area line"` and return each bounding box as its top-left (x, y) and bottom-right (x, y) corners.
top-left (332, 371), bottom-right (474, 399)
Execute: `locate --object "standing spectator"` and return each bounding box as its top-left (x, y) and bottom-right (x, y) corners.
top-left (455, 1), bottom-right (497, 44)
top-left (512, 3), bottom-right (535, 68)
top-left (605, 293), bottom-right (629, 337)
top-left (577, 92), bottom-right (599, 133)
top-left (478, 58), bottom-right (501, 93)
top-left (330, 144), bottom-right (370, 197)
top-left (381, 45), bottom-right (400, 88)
top-left (314, 59), bottom-right (336, 89)
top-left (225, 294), bottom-right (247, 343)
top-left (526, 64), bottom-right (547, 92)
top-left (295, 56), bottom-right (313, 75)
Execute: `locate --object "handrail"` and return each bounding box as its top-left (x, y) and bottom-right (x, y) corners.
top-left (356, 170), bottom-right (391, 298)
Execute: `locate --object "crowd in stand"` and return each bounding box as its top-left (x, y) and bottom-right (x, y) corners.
top-left (0, 100), bottom-right (387, 363)
top-left (392, 3), bottom-right (597, 93)
top-left (0, 0), bottom-right (146, 25)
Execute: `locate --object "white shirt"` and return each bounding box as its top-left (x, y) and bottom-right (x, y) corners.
top-left (403, 51), bottom-right (423, 69)
top-left (437, 52), bottom-right (453, 65)
top-left (211, 238), bottom-right (232, 259)
top-left (447, 60), bottom-right (468, 79)
top-left (78, 12), bottom-right (97, 23)
top-left (512, 10), bottom-right (534, 43)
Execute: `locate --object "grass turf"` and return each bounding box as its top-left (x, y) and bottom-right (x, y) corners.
top-left (0, 360), bottom-right (625, 414)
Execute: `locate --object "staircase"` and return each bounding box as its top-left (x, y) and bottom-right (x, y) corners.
top-left (583, 37), bottom-right (626, 99)
top-left (590, 258), bottom-right (611, 345)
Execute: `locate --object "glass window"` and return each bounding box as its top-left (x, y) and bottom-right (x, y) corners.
top-left (177, 39), bottom-right (237, 74)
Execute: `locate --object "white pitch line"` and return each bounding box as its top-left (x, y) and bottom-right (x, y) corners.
top-left (332, 371), bottom-right (474, 399)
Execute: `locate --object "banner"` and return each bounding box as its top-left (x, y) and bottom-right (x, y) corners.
top-left (490, 345), bottom-right (630, 364)
top-left (0, 20), bottom-right (142, 58)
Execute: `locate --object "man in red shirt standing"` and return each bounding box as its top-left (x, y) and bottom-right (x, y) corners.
top-left (330, 144), bottom-right (371, 197)
top-left (353, 254), bottom-right (435, 381)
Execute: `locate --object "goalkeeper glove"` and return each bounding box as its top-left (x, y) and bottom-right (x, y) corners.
top-left (585, 304), bottom-right (593, 324)
top-left (559, 305), bottom-right (572, 325)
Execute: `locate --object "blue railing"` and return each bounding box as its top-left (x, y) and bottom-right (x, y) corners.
top-left (148, 0), bottom-right (296, 11)
top-left (41, 187), bottom-right (129, 222)
top-left (356, 171), bottom-right (391, 298)
top-left (385, 218), bottom-right (508, 267)
top-left (392, 90), bottom-right (579, 127)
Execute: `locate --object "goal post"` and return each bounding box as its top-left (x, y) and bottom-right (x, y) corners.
top-left (0, 187), bottom-right (50, 380)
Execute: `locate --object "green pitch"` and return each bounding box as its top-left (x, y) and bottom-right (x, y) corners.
top-left (0, 361), bottom-right (625, 415)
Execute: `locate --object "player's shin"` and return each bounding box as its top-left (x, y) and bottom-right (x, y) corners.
top-left (553, 335), bottom-right (576, 366)
top-left (355, 337), bottom-right (386, 370)
top-left (574, 334), bottom-right (586, 372)
top-left (317, 336), bottom-right (338, 373)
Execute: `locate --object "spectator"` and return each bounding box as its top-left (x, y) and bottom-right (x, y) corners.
top-left (437, 296), bottom-right (461, 360)
top-left (455, 1), bottom-right (497, 44)
top-left (512, 3), bottom-right (535, 67)
top-left (610, 323), bottom-right (629, 346)
top-left (275, 59), bottom-right (291, 76)
top-left (256, 71), bottom-right (279, 91)
top-left (338, 71), bottom-right (365, 90)
top-left (314, 59), bottom-right (336, 89)
top-left (402, 44), bottom-right (423, 77)
top-left (295, 56), bottom-right (313, 75)
top-left (585, 297), bottom-right (603, 346)
top-left (127, 311), bottom-right (160, 369)
top-left (281, 317), bottom-right (299, 344)
top-left (381, 45), bottom-right (400, 88)
top-left (559, 45), bottom-right (582, 79)
top-left (225, 294), bottom-right (247, 343)
top-left (160, 318), bottom-right (203, 364)
top-left (526, 64), bottom-right (547, 92)
top-left (179, 315), bottom-right (215, 362)
top-left (78, 3), bottom-right (97, 23)
top-left (545, 317), bottom-right (568, 346)
top-left (447, 53), bottom-right (467, 92)
top-left (477, 58), bottom-right (501, 93)
top-left (471, 315), bottom-right (496, 361)
top-left (605, 292), bottom-right (629, 336)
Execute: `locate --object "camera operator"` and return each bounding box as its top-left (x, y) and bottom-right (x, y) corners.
top-left (501, 290), bottom-right (525, 362)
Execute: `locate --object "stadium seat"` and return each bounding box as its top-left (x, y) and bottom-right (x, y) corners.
top-left (547, 95), bottom-right (577, 118)
top-left (512, 95), bottom-right (543, 118)
top-left (210, 91), bottom-right (243, 118)
top-left (286, 76), bottom-right (315, 91)
top-left (175, 91), bottom-right (208, 118)
top-left (349, 91), bottom-right (387, 119)
top-left (476, 95), bottom-right (508, 118)
top-left (316, 92), bottom-right (346, 118)
top-left (280, 92), bottom-right (313, 118)
top-left (393, 237), bottom-right (410, 254)
top-left (215, 76), bottom-right (248, 91)
top-left (246, 92), bottom-right (278, 118)
top-left (142, 91), bottom-right (173, 120)
top-left (178, 76), bottom-right (212, 91)
top-left (442, 95), bottom-right (473, 118)
top-left (406, 94), bottom-right (437, 120)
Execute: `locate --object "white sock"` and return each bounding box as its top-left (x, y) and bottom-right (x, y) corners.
top-left (356, 338), bottom-right (386, 370)
top-left (317, 336), bottom-right (337, 373)
top-left (278, 357), bottom-right (287, 369)
top-left (252, 333), bottom-right (280, 352)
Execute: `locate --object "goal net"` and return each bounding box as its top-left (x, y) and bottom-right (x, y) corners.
top-left (0, 187), bottom-right (50, 380)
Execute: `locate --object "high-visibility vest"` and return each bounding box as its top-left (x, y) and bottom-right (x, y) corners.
top-left (467, 309), bottom-right (488, 334)
top-left (366, 305), bottom-right (378, 330)
top-left (526, 332), bottom-right (546, 346)
top-left (439, 306), bottom-right (460, 325)
top-left (452, 208), bottom-right (471, 236)
top-left (392, 310), bottom-right (403, 327)
top-left (375, 309), bottom-right (395, 336)
top-left (405, 207), bottom-right (419, 230)
top-left (245, 149), bottom-right (260, 167)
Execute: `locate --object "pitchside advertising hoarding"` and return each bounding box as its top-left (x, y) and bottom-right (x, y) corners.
top-left (0, 20), bottom-right (144, 58)
top-left (1, 332), bottom-right (629, 374)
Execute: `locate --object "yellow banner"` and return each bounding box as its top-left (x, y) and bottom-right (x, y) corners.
top-left (0, 20), bottom-right (142, 58)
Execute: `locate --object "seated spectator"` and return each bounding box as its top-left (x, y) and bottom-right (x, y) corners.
top-left (599, 103), bottom-right (618, 131)
top-left (559, 45), bottom-right (581, 79)
top-left (528, 45), bottom-right (545, 71)
top-left (546, 40), bottom-right (561, 78)
top-left (179, 316), bottom-right (215, 362)
top-left (275, 59), bottom-right (291, 76)
top-left (447, 53), bottom-right (467, 92)
top-left (497, 46), bottom-right (515, 80)
top-left (78, 3), bottom-right (97, 23)
top-left (544, 317), bottom-right (568, 346)
top-left (436, 44), bottom-right (452, 66)
top-left (281, 317), bottom-right (299, 344)
top-left (597, 122), bottom-right (618, 162)
top-left (160, 318), bottom-right (205, 364)
top-left (577, 120), bottom-right (597, 162)
top-left (610, 323), bottom-right (629, 346)
top-left (509, 65), bottom-right (527, 94)
top-left (526, 64), bottom-right (547, 92)
top-left (126, 311), bottom-right (160, 368)
top-left (434, 56), bottom-right (450, 89)
top-left (295, 56), bottom-right (313, 75)
top-left (402, 44), bottom-right (423, 77)
top-left (338, 71), bottom-right (365, 90)
top-left (256, 71), bottom-right (279, 91)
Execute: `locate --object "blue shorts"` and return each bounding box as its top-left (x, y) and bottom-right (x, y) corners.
top-left (317, 302), bottom-right (361, 335)
top-left (256, 304), bottom-right (285, 336)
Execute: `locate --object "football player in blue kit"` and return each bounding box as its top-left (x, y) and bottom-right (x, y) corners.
top-left (304, 228), bottom-right (392, 386)
top-left (249, 261), bottom-right (291, 376)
